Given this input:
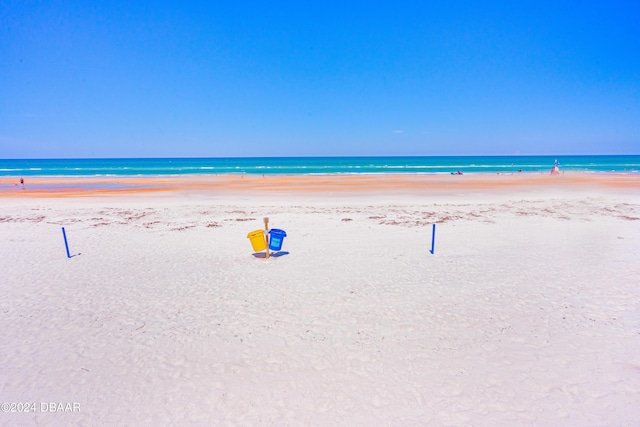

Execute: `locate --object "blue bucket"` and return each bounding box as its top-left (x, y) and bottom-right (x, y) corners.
top-left (268, 229), bottom-right (287, 251)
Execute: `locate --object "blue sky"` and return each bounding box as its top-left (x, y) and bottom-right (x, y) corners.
top-left (1, 1), bottom-right (639, 158)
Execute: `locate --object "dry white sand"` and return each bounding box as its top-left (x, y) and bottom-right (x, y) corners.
top-left (1, 177), bottom-right (640, 426)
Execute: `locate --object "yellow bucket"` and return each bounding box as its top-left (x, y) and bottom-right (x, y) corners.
top-left (247, 230), bottom-right (267, 252)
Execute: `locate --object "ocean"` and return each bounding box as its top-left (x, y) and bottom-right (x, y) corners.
top-left (0, 155), bottom-right (639, 177)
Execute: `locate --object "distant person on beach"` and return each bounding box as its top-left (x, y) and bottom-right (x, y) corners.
top-left (20, 178), bottom-right (24, 187)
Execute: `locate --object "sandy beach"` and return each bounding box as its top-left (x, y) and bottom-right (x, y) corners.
top-left (1, 173), bottom-right (639, 426)
top-left (2, 172), bottom-right (640, 198)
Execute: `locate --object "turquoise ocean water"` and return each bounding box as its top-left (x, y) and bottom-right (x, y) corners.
top-left (1, 155), bottom-right (639, 177)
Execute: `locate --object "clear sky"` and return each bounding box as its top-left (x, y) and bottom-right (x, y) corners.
top-left (1, 1), bottom-right (639, 158)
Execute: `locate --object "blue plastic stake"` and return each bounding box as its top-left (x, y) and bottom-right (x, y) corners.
top-left (62, 227), bottom-right (71, 258)
top-left (430, 223), bottom-right (436, 254)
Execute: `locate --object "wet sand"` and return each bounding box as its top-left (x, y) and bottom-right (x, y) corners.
top-left (1, 172), bottom-right (638, 198)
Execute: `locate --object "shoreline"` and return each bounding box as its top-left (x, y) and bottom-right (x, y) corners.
top-left (1, 171), bottom-right (639, 198)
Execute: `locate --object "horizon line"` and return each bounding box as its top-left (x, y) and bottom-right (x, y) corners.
top-left (2, 153), bottom-right (639, 161)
